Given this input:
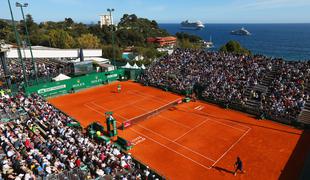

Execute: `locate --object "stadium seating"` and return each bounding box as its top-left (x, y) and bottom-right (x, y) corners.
top-left (0, 93), bottom-right (164, 179)
top-left (139, 49), bottom-right (310, 124)
top-left (298, 82), bottom-right (310, 125)
top-left (0, 58), bottom-right (71, 89)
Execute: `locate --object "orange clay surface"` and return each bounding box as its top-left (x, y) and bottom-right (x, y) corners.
top-left (48, 81), bottom-right (310, 180)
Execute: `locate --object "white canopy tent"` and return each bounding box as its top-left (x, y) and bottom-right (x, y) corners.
top-left (122, 62), bottom-right (133, 69)
top-left (132, 63), bottom-right (139, 69)
top-left (52, 74), bottom-right (71, 81)
top-left (140, 64), bottom-right (146, 69)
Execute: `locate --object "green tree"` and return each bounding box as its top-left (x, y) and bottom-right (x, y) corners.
top-left (48, 29), bottom-right (75, 48)
top-left (132, 46), bottom-right (165, 61)
top-left (116, 29), bottom-right (144, 46)
top-left (175, 32), bottom-right (203, 49)
top-left (30, 30), bottom-right (50, 46)
top-left (177, 39), bottom-right (192, 49)
top-left (69, 23), bottom-right (89, 37)
top-left (0, 20), bottom-right (9, 40)
top-left (64, 18), bottom-right (74, 27)
top-left (102, 45), bottom-right (122, 60)
top-left (177, 39), bottom-right (202, 49)
top-left (117, 14), bottom-right (170, 46)
top-left (77, 33), bottom-right (101, 48)
top-left (25, 14), bottom-right (37, 31)
top-left (1, 14), bottom-right (174, 50)
top-left (88, 24), bottom-right (111, 44)
top-left (176, 32), bottom-right (202, 43)
top-left (220, 40), bottom-right (251, 55)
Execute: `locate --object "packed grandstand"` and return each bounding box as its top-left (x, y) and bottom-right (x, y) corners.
top-left (139, 49), bottom-right (310, 122)
top-left (1, 57), bottom-right (73, 86)
top-left (0, 93), bottom-right (161, 179)
top-left (0, 48), bottom-right (310, 179)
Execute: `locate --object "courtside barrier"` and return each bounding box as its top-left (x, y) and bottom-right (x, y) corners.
top-left (201, 97), bottom-right (297, 125)
top-left (25, 69), bottom-right (125, 97)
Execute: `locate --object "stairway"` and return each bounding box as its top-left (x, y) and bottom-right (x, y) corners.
top-left (244, 67), bottom-right (275, 111)
top-left (298, 82), bottom-right (310, 125)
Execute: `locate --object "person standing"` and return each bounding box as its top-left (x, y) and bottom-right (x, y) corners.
top-left (234, 156), bottom-right (245, 176)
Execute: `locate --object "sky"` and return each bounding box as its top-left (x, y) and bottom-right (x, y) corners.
top-left (1, 0), bottom-right (310, 24)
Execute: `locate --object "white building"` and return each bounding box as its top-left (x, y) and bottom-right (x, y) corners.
top-left (6, 46), bottom-right (102, 59)
top-left (99, 14), bottom-right (113, 28)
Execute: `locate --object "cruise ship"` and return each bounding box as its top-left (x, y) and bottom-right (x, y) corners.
top-left (180, 20), bottom-right (205, 30)
top-left (230, 27), bottom-right (251, 36)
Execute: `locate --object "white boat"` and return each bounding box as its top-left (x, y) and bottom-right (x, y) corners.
top-left (203, 36), bottom-right (214, 49)
top-left (231, 27), bottom-right (251, 36)
top-left (180, 20), bottom-right (205, 30)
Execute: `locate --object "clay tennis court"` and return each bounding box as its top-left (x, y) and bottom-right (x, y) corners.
top-left (48, 81), bottom-right (182, 127)
top-left (48, 81), bottom-right (310, 180)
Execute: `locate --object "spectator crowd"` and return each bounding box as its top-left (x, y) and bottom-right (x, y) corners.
top-left (0, 92), bottom-right (160, 180)
top-left (140, 49), bottom-right (310, 120)
top-left (0, 48), bottom-right (309, 179)
top-left (0, 58), bottom-right (70, 88)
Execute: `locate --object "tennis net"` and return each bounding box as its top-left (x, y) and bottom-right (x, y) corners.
top-left (121, 98), bottom-right (183, 129)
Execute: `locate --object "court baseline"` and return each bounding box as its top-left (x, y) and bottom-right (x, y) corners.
top-left (92, 99), bottom-right (250, 167)
top-left (132, 103), bottom-right (251, 168)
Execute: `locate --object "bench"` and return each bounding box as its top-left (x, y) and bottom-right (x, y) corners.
top-left (95, 135), bottom-right (111, 144)
top-left (115, 136), bottom-right (133, 151)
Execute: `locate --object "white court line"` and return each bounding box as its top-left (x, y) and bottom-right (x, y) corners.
top-left (173, 120), bottom-right (208, 142)
top-left (122, 98), bottom-right (183, 124)
top-left (90, 100), bottom-right (250, 169)
top-left (188, 106), bottom-right (251, 130)
top-left (91, 97), bottom-right (148, 112)
top-left (129, 127), bottom-right (213, 170)
top-left (135, 102), bottom-right (246, 132)
top-left (211, 127), bottom-right (252, 168)
top-left (194, 105), bottom-right (202, 110)
top-left (158, 115), bottom-right (192, 129)
top-left (135, 103), bottom-right (251, 167)
top-left (132, 104), bottom-right (192, 129)
top-left (91, 98), bottom-right (182, 127)
top-left (90, 102), bottom-right (129, 121)
top-left (183, 107), bottom-right (251, 132)
top-left (198, 106), bottom-right (204, 111)
top-left (135, 123), bottom-right (216, 162)
top-left (127, 90), bottom-right (175, 104)
top-left (92, 100), bottom-right (181, 127)
top-left (83, 103), bottom-right (123, 125)
top-left (208, 118), bottom-right (248, 132)
top-left (132, 101), bottom-right (251, 168)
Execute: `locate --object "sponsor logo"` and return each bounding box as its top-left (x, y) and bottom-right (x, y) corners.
top-left (72, 82), bottom-right (85, 88)
top-left (107, 74), bottom-right (118, 79)
top-left (123, 121), bottom-right (131, 128)
top-left (91, 78), bottom-right (102, 84)
top-left (131, 136), bottom-right (146, 146)
top-left (37, 84), bottom-right (66, 94)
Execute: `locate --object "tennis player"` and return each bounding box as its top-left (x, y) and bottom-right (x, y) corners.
top-left (234, 156), bottom-right (245, 176)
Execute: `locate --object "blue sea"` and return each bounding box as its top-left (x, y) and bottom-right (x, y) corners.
top-left (159, 24), bottom-right (310, 61)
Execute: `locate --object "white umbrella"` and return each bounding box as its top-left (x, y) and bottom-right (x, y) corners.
top-left (52, 74), bottom-right (71, 81)
top-left (132, 63), bottom-right (139, 69)
top-left (122, 62), bottom-right (133, 69)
